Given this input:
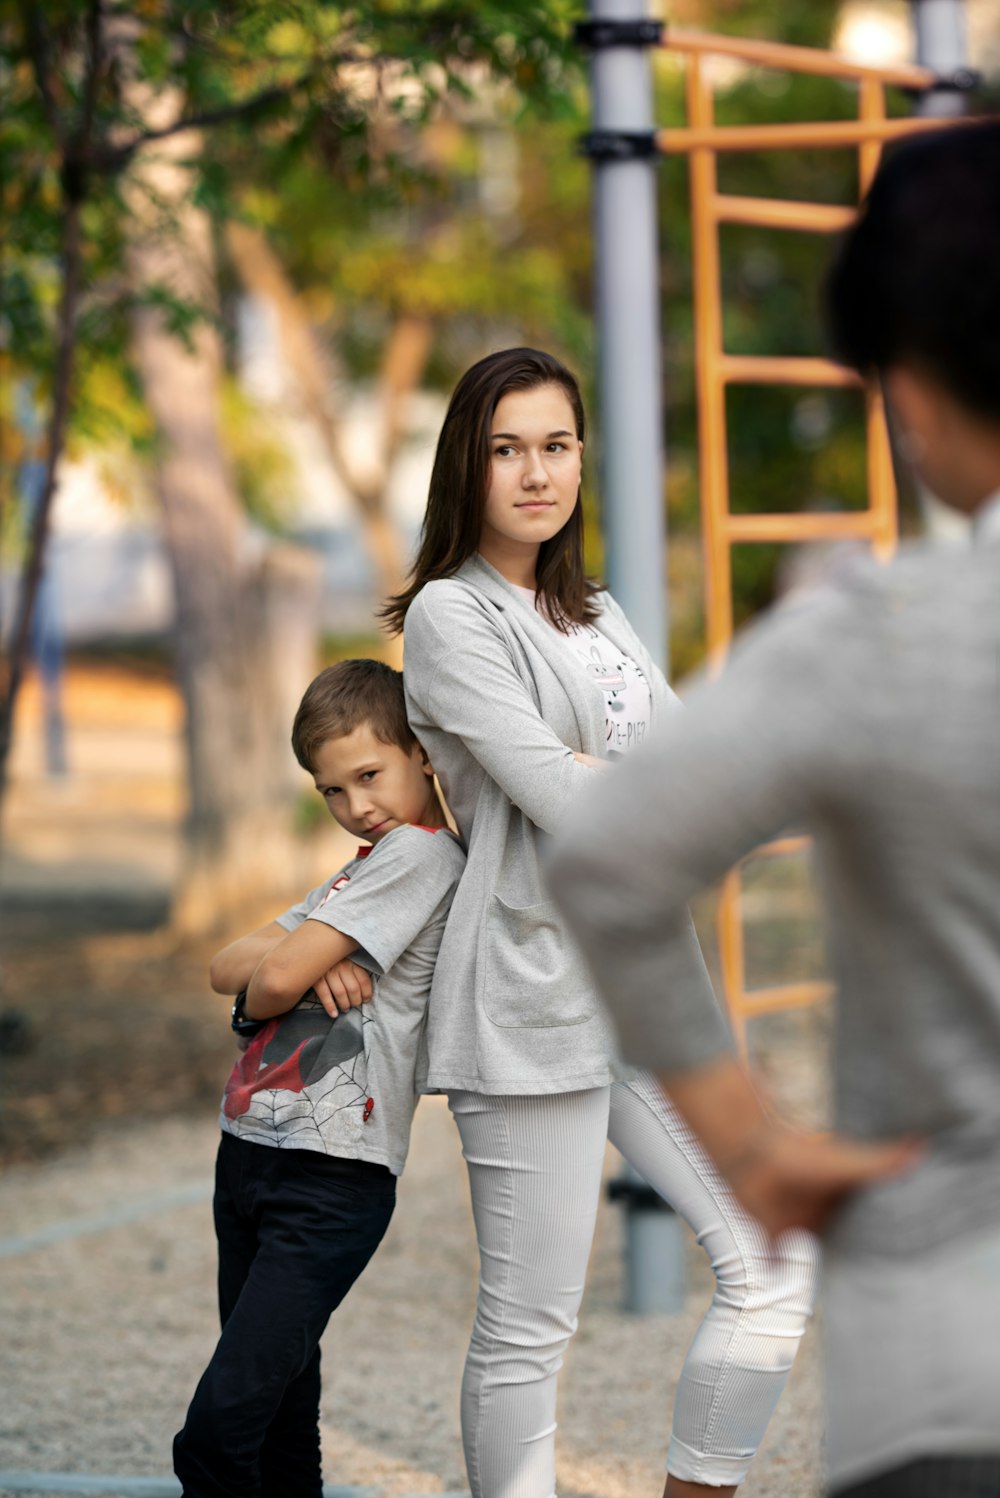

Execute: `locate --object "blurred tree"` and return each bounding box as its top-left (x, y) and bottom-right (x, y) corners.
top-left (0, 0), bottom-right (580, 929)
top-left (1, 0), bottom-right (952, 925)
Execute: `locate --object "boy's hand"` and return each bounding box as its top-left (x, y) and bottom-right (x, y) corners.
top-left (573, 752), bottom-right (608, 771)
top-left (314, 958), bottom-right (374, 1017)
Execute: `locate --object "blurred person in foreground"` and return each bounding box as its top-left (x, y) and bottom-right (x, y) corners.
top-left (549, 121), bottom-right (1000, 1498)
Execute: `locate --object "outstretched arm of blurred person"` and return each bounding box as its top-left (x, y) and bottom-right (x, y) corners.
top-left (547, 588), bottom-right (919, 1235)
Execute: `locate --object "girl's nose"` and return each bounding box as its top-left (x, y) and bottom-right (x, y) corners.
top-left (522, 451), bottom-right (548, 488)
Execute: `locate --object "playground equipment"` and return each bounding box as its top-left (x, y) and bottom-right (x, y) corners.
top-left (582, 7), bottom-right (976, 1052)
top-left (581, 4), bottom-right (976, 1309)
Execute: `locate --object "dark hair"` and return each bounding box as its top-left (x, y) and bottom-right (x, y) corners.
top-left (826, 120), bottom-right (1000, 419)
top-left (381, 347), bottom-right (601, 634)
top-left (291, 659), bottom-right (415, 773)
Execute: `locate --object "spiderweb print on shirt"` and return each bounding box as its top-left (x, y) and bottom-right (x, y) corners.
top-left (223, 998), bottom-right (375, 1153)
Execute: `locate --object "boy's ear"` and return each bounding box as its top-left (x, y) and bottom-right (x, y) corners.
top-left (416, 743), bottom-right (435, 777)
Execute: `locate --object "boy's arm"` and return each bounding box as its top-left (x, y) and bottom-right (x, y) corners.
top-left (245, 921), bottom-right (360, 1020)
top-left (209, 921), bottom-right (289, 995)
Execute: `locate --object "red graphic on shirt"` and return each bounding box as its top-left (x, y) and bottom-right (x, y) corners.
top-left (222, 1003), bottom-right (365, 1120)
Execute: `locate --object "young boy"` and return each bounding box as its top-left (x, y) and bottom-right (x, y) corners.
top-left (173, 659), bottom-right (465, 1498)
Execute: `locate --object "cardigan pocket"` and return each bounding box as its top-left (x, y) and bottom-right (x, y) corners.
top-left (484, 895), bottom-right (597, 1029)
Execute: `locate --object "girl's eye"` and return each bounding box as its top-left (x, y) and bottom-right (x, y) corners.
top-left (547, 442), bottom-right (567, 453)
top-left (493, 445), bottom-right (515, 458)
top-left (323, 787), bottom-right (340, 798)
top-left (360, 771), bottom-right (377, 782)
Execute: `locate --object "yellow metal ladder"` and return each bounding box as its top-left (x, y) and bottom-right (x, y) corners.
top-left (657, 28), bottom-right (951, 1051)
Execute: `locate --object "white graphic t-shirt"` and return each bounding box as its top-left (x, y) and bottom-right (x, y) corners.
top-left (219, 823), bottom-right (465, 1175)
top-left (515, 586), bottom-right (652, 760)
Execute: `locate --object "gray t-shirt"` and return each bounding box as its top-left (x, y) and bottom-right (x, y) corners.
top-left (219, 823), bottom-right (465, 1174)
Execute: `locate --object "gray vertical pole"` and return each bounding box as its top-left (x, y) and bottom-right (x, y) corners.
top-left (589, 0), bottom-right (668, 672)
top-left (584, 5), bottom-right (687, 1317)
top-left (910, 0), bottom-right (969, 115)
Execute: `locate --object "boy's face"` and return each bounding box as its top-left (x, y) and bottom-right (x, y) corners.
top-left (312, 723), bottom-right (438, 844)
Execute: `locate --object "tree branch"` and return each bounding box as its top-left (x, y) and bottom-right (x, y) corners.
top-left (95, 72), bottom-right (319, 172)
top-left (23, 2), bottom-right (64, 150)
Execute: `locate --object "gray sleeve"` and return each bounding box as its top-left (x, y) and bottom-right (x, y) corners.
top-left (405, 587), bottom-right (597, 835)
top-left (547, 598), bottom-right (843, 1074)
top-left (305, 826), bottom-right (461, 975)
top-left (274, 873), bottom-right (343, 931)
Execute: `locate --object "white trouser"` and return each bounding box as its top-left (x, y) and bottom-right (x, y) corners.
top-left (449, 1076), bottom-right (818, 1498)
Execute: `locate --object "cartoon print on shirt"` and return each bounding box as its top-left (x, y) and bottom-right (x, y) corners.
top-left (223, 996), bottom-right (367, 1124)
top-left (569, 626), bottom-right (650, 759)
top-left (222, 865), bottom-right (375, 1149)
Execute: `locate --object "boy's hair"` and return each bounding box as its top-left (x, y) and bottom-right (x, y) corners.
top-left (825, 120), bottom-right (1000, 420)
top-left (291, 660), bottom-right (416, 773)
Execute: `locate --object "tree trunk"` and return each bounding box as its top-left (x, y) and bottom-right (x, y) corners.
top-left (124, 99), bottom-right (321, 934)
top-left (225, 222), bottom-right (434, 666)
top-left (0, 193), bottom-right (83, 805)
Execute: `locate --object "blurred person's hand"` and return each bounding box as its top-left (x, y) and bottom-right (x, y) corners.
top-left (314, 959), bottom-right (374, 1017)
top-left (662, 1058), bottom-right (922, 1238)
top-left (717, 1125), bottom-right (923, 1238)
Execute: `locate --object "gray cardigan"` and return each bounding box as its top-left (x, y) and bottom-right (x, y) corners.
top-left (403, 553), bottom-right (717, 1094)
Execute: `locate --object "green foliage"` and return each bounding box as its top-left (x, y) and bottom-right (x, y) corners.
top-left (0, 0), bottom-right (583, 540)
top-left (1, 0), bottom-right (960, 680)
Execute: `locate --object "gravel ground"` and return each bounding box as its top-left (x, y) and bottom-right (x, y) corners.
top-left (0, 1096), bottom-right (824, 1498)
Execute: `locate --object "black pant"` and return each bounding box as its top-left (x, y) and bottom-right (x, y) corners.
top-left (174, 1132), bottom-right (396, 1498)
top-left (834, 1457), bottom-right (1000, 1498)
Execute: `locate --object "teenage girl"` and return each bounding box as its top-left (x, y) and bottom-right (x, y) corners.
top-left (384, 347), bottom-right (817, 1498)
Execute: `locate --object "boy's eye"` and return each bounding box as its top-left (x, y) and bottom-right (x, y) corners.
top-left (360, 771), bottom-right (377, 783)
top-left (323, 787), bottom-right (340, 798)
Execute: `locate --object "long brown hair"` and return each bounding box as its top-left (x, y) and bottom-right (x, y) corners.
top-left (381, 347), bottom-right (601, 635)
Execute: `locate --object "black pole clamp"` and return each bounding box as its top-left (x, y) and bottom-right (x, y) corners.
top-left (902, 66), bottom-right (981, 101)
top-left (929, 66), bottom-right (981, 92)
top-left (579, 129), bottom-right (659, 161)
top-left (607, 1176), bottom-right (676, 1212)
top-left (573, 19), bottom-right (664, 51)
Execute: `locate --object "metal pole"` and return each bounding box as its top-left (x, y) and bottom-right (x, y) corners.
top-left (910, 0), bottom-right (968, 115)
top-left (589, 0), bottom-right (668, 671)
top-left (583, 7), bottom-right (686, 1315)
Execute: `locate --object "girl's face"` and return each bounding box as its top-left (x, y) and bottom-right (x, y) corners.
top-left (478, 383), bottom-right (583, 580)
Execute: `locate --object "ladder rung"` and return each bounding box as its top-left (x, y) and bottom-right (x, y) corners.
top-left (660, 26), bottom-right (937, 91)
top-left (720, 354), bottom-right (860, 388)
top-left (657, 115), bottom-right (961, 155)
top-left (724, 511), bottom-right (878, 543)
top-left (713, 194), bottom-right (856, 234)
top-left (734, 981), bottom-right (834, 1016)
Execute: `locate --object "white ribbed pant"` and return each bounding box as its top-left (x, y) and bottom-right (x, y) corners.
top-left (449, 1075), bottom-right (818, 1498)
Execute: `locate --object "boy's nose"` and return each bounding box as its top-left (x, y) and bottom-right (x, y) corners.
top-left (348, 791), bottom-right (374, 820)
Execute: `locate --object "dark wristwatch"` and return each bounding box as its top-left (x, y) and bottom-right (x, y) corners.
top-left (231, 989), bottom-right (266, 1039)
